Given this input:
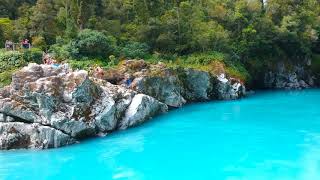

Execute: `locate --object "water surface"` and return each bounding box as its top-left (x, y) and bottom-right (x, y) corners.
top-left (1, 90), bottom-right (320, 180)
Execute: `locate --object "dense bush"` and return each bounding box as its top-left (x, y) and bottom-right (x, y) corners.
top-left (120, 42), bottom-right (150, 59)
top-left (68, 29), bottom-right (117, 59)
top-left (22, 48), bottom-right (43, 64)
top-left (49, 37), bottom-right (71, 61)
top-left (32, 36), bottom-right (47, 50)
top-left (0, 51), bottom-right (25, 72)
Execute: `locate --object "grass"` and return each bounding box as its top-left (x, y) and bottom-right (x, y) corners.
top-left (145, 52), bottom-right (251, 82)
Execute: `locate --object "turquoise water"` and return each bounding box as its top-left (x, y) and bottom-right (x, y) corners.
top-left (1, 90), bottom-right (320, 180)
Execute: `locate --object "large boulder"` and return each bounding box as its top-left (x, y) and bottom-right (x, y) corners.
top-left (119, 94), bottom-right (168, 129)
top-left (0, 63), bottom-right (168, 150)
top-left (180, 69), bottom-right (213, 101)
top-left (133, 76), bottom-right (186, 107)
top-left (213, 74), bottom-right (246, 100)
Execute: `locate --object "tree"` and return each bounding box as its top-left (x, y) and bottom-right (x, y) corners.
top-left (30, 0), bottom-right (59, 45)
top-left (68, 29), bottom-right (117, 58)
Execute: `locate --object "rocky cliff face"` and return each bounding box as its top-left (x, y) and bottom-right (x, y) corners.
top-left (106, 60), bottom-right (246, 108)
top-left (0, 64), bottom-right (167, 150)
top-left (263, 61), bottom-right (316, 89)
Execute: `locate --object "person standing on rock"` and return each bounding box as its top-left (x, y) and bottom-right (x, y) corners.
top-left (95, 66), bottom-right (105, 79)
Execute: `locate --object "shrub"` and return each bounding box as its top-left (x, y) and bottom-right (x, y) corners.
top-left (48, 36), bottom-right (71, 61)
top-left (0, 51), bottom-right (25, 72)
top-left (22, 48), bottom-right (43, 64)
top-left (68, 29), bottom-right (117, 59)
top-left (67, 58), bottom-right (109, 71)
top-left (120, 41), bottom-right (150, 59)
top-left (32, 36), bottom-right (47, 50)
top-left (0, 69), bottom-right (16, 88)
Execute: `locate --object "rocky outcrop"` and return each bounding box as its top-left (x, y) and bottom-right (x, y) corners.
top-left (0, 63), bottom-right (167, 150)
top-left (214, 74), bottom-right (246, 100)
top-left (264, 61), bottom-right (315, 89)
top-left (105, 60), bottom-right (246, 107)
top-left (0, 60), bottom-right (246, 150)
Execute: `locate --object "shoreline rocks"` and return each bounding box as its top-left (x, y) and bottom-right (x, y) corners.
top-left (106, 60), bottom-right (246, 108)
top-left (264, 61), bottom-right (315, 90)
top-left (0, 63), bottom-right (168, 150)
top-left (0, 60), bottom-right (246, 150)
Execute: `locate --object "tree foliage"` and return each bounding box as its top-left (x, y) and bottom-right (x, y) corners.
top-left (0, 0), bottom-right (319, 63)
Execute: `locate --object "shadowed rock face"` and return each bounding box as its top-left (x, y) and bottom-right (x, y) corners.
top-left (264, 61), bottom-right (315, 90)
top-left (0, 63), bottom-right (168, 150)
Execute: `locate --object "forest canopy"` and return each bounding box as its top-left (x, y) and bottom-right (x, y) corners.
top-left (0, 0), bottom-right (319, 64)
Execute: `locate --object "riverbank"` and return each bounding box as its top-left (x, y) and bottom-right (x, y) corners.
top-left (0, 61), bottom-right (245, 150)
top-left (0, 58), bottom-right (319, 150)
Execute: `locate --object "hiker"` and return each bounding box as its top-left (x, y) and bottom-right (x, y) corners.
top-left (124, 74), bottom-right (133, 88)
top-left (21, 39), bottom-right (30, 49)
top-left (5, 40), bottom-right (13, 50)
top-left (95, 66), bottom-right (104, 79)
top-left (43, 54), bottom-right (53, 65)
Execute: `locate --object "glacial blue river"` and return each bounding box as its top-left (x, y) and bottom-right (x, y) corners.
top-left (1, 90), bottom-right (320, 180)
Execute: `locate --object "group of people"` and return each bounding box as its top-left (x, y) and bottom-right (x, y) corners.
top-left (5, 39), bottom-right (31, 50)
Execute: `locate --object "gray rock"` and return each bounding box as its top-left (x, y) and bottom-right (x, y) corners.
top-left (133, 76), bottom-right (186, 107)
top-left (0, 63), bottom-right (170, 149)
top-left (263, 62), bottom-right (314, 89)
top-left (214, 74), bottom-right (246, 100)
top-left (93, 93), bottom-right (117, 132)
top-left (0, 122), bottom-right (75, 150)
top-left (182, 69), bottom-right (213, 101)
top-left (120, 94), bottom-right (168, 129)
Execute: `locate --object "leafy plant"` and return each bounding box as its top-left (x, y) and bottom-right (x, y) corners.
top-left (68, 29), bottom-right (117, 59)
top-left (120, 41), bottom-right (150, 59)
top-left (22, 48), bottom-right (43, 64)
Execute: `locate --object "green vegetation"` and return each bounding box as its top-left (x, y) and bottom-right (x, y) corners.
top-left (0, 49), bottom-right (43, 87)
top-left (0, 0), bottom-right (319, 84)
